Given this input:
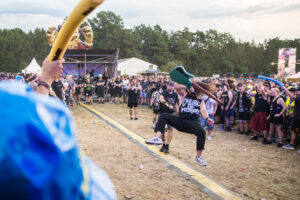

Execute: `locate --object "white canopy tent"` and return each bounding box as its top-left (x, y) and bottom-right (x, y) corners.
top-left (117, 57), bottom-right (158, 76)
top-left (22, 58), bottom-right (42, 74)
top-left (286, 71), bottom-right (300, 82)
top-left (287, 71), bottom-right (300, 79)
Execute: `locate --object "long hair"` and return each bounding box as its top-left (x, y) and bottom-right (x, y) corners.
top-left (193, 79), bottom-right (217, 95)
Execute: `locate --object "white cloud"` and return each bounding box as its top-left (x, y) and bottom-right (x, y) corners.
top-left (0, 0), bottom-right (299, 42)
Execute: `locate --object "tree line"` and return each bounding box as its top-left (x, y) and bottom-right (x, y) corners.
top-left (0, 11), bottom-right (299, 75)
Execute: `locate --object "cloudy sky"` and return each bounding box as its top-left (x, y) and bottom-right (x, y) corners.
top-left (1, 0), bottom-right (299, 42)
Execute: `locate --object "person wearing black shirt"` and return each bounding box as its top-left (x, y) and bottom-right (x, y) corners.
top-left (51, 78), bottom-right (64, 101)
top-left (140, 77), bottom-right (149, 105)
top-left (127, 78), bottom-right (141, 120)
top-left (95, 75), bottom-right (105, 104)
top-left (83, 75), bottom-right (94, 104)
top-left (73, 76), bottom-right (82, 104)
top-left (266, 88), bottom-right (286, 146)
top-left (158, 81), bottom-right (179, 153)
top-left (232, 83), bottom-right (252, 135)
top-left (146, 83), bottom-right (214, 166)
top-left (114, 76), bottom-right (123, 104)
top-left (220, 84), bottom-right (233, 131)
top-left (247, 84), bottom-right (268, 141)
top-left (282, 86), bottom-right (300, 152)
top-left (107, 78), bottom-right (115, 104)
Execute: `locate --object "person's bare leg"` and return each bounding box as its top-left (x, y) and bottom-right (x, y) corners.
top-left (166, 129), bottom-right (173, 145)
top-left (239, 121), bottom-right (244, 132)
top-left (196, 150), bottom-right (203, 157)
top-left (244, 122), bottom-right (249, 133)
top-left (129, 108), bottom-right (133, 119)
top-left (268, 123), bottom-right (275, 142)
top-left (134, 107), bottom-right (138, 118)
top-left (276, 124), bottom-right (283, 144)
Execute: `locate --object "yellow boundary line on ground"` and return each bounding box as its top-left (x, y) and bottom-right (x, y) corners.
top-left (80, 103), bottom-right (241, 200)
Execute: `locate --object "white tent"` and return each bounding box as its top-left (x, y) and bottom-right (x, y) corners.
top-left (22, 58), bottom-right (42, 74)
top-left (287, 71), bottom-right (300, 79)
top-left (117, 57), bottom-right (158, 76)
top-left (287, 71), bottom-right (300, 82)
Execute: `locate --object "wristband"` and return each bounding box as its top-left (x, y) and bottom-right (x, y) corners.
top-left (37, 81), bottom-right (50, 90)
top-left (205, 117), bottom-right (210, 121)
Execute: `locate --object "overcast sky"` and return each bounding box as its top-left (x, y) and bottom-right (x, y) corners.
top-left (1, 0), bottom-right (299, 42)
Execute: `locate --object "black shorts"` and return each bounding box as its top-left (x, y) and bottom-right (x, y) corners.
top-left (238, 111), bottom-right (250, 121)
top-left (270, 115), bottom-right (283, 125)
top-left (96, 87), bottom-right (105, 98)
top-left (153, 106), bottom-right (160, 114)
top-left (128, 102), bottom-right (138, 108)
top-left (85, 90), bottom-right (92, 97)
top-left (114, 89), bottom-right (122, 97)
top-left (75, 87), bottom-right (81, 95)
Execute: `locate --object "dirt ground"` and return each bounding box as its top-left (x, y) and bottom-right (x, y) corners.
top-left (73, 103), bottom-right (300, 200)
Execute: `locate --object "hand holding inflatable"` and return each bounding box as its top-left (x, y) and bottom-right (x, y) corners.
top-left (49, 0), bottom-right (104, 61)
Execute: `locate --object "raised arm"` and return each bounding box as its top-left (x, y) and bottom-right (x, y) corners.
top-left (36, 56), bottom-right (64, 96)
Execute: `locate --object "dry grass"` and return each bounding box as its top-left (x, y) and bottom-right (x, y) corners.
top-left (73, 103), bottom-right (300, 200)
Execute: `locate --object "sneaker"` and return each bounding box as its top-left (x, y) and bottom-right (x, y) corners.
top-left (145, 136), bottom-right (163, 145)
top-left (217, 125), bottom-right (224, 131)
top-left (159, 145), bottom-right (166, 152)
top-left (195, 156), bottom-right (207, 166)
top-left (207, 136), bottom-right (212, 140)
top-left (160, 145), bottom-right (170, 154)
top-left (164, 146), bottom-right (169, 153)
top-left (134, 117), bottom-right (138, 120)
top-left (152, 122), bottom-right (156, 129)
top-left (225, 127), bottom-right (232, 132)
top-left (262, 138), bottom-right (268, 144)
top-left (238, 131), bottom-right (245, 135)
top-left (130, 117), bottom-right (133, 120)
top-left (282, 144), bottom-right (295, 150)
top-left (250, 136), bottom-right (258, 141)
top-left (265, 140), bottom-right (272, 145)
top-left (277, 143), bottom-right (283, 148)
top-left (297, 149), bottom-right (300, 154)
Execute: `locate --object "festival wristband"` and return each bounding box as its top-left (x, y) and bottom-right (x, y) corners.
top-left (37, 81), bottom-right (50, 90)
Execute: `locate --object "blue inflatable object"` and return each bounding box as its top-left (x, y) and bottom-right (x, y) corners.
top-left (258, 76), bottom-right (283, 87)
top-left (0, 82), bottom-right (116, 200)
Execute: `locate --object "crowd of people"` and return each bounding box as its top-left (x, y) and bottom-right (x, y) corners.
top-left (1, 70), bottom-right (300, 165)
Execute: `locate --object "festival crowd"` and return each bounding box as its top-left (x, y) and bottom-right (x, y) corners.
top-left (1, 70), bottom-right (300, 158)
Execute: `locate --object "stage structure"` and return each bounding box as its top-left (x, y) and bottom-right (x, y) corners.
top-left (62, 49), bottom-right (119, 78)
top-left (46, 24), bottom-right (119, 78)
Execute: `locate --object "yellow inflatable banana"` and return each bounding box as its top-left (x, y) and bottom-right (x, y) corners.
top-left (49, 0), bottom-right (104, 61)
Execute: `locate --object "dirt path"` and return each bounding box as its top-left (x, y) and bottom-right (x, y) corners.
top-left (73, 103), bottom-right (300, 200)
top-left (73, 105), bottom-right (211, 200)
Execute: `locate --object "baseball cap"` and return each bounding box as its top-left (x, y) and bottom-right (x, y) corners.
top-left (0, 82), bottom-right (116, 200)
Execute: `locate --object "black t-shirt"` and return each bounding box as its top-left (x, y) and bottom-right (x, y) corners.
top-left (140, 80), bottom-right (148, 91)
top-left (295, 95), bottom-right (300, 120)
top-left (160, 90), bottom-right (179, 113)
top-left (107, 81), bottom-right (114, 91)
top-left (51, 80), bottom-right (64, 101)
top-left (254, 93), bottom-right (267, 113)
top-left (128, 84), bottom-right (140, 103)
top-left (221, 91), bottom-right (229, 107)
top-left (114, 80), bottom-right (122, 90)
top-left (96, 79), bottom-right (105, 89)
top-left (179, 93), bottom-right (201, 121)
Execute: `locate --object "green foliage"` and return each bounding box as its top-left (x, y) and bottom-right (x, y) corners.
top-left (0, 11), bottom-right (299, 74)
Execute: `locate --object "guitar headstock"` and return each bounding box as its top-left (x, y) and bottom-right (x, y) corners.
top-left (170, 66), bottom-right (195, 89)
